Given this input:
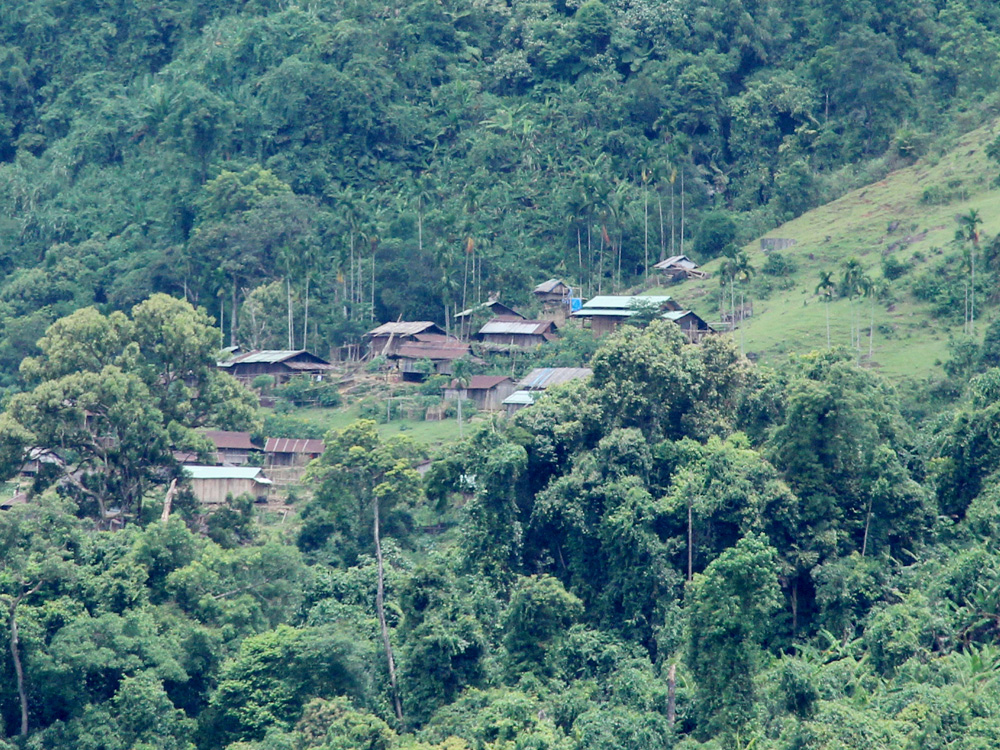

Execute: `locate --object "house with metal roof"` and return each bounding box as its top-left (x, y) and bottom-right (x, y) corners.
top-left (201, 430), bottom-right (262, 466)
top-left (662, 310), bottom-right (715, 342)
top-left (518, 367), bottom-right (594, 391)
top-left (476, 318), bottom-right (558, 350)
top-left (455, 299), bottom-right (524, 337)
top-left (444, 375), bottom-right (517, 411)
top-left (366, 321), bottom-right (447, 356)
top-left (653, 255), bottom-right (708, 280)
top-left (264, 437), bottom-right (325, 468)
top-left (572, 296), bottom-right (681, 335)
top-left (217, 350), bottom-right (336, 385)
top-left (182, 465), bottom-right (272, 505)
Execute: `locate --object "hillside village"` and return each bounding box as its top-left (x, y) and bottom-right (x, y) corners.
top-left (132, 272), bottom-right (719, 509)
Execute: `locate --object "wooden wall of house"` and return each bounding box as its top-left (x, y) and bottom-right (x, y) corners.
top-left (591, 317), bottom-right (622, 336)
top-left (190, 478), bottom-right (267, 505)
top-left (480, 333), bottom-right (547, 348)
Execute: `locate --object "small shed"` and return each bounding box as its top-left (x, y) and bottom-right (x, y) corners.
top-left (202, 430), bottom-right (261, 466)
top-left (476, 318), bottom-right (558, 350)
top-left (264, 438), bottom-right (325, 468)
top-left (217, 350), bottom-right (337, 385)
top-left (653, 255), bottom-right (708, 280)
top-left (367, 322), bottom-right (446, 357)
top-left (444, 375), bottom-right (517, 412)
top-left (533, 279), bottom-right (573, 304)
top-left (572, 296), bottom-right (681, 336)
top-left (183, 465), bottom-right (272, 505)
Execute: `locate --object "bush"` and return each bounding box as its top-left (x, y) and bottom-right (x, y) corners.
top-left (251, 374), bottom-right (276, 392)
top-left (761, 252), bottom-right (797, 277)
top-left (882, 255), bottom-right (909, 280)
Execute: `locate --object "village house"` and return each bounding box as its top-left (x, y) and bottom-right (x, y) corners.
top-left (533, 279), bottom-right (577, 324)
top-left (443, 375), bottom-right (517, 412)
top-left (455, 299), bottom-right (524, 338)
top-left (475, 318), bottom-right (558, 350)
top-left (663, 310), bottom-right (716, 342)
top-left (502, 367), bottom-right (594, 415)
top-left (217, 350), bottom-right (337, 385)
top-left (264, 437), bottom-right (326, 468)
top-left (572, 295), bottom-right (681, 336)
top-left (653, 254), bottom-right (708, 280)
top-left (182, 465), bottom-right (272, 505)
top-left (366, 321), bottom-right (446, 357)
top-left (394, 337), bottom-right (480, 381)
top-left (201, 430), bottom-right (261, 466)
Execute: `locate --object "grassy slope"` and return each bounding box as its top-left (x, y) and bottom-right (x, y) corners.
top-left (668, 122), bottom-right (1000, 379)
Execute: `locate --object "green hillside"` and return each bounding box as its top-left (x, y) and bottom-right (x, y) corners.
top-left (674, 122), bottom-right (1000, 378)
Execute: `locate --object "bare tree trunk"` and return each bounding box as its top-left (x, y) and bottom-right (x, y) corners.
top-left (868, 295), bottom-right (874, 359)
top-left (680, 169), bottom-right (685, 256)
top-left (286, 276), bottom-right (295, 350)
top-left (667, 663), bottom-right (676, 727)
top-left (5, 586), bottom-right (41, 737)
top-left (302, 275), bottom-right (310, 351)
top-left (161, 479), bottom-right (178, 522)
top-left (577, 227), bottom-right (583, 272)
top-left (230, 278), bottom-right (238, 347)
top-left (861, 495), bottom-right (874, 557)
top-left (670, 179), bottom-right (675, 256)
top-left (658, 192), bottom-right (665, 261)
top-left (687, 501), bottom-right (693, 582)
top-left (371, 251), bottom-right (375, 322)
top-left (644, 188), bottom-right (649, 282)
top-left (373, 497), bottom-right (403, 721)
top-left (825, 298), bottom-right (831, 348)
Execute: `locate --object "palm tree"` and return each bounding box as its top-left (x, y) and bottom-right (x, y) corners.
top-left (840, 258), bottom-right (866, 350)
top-left (864, 277), bottom-right (885, 359)
top-left (451, 358), bottom-right (472, 438)
top-left (815, 271), bottom-right (836, 348)
top-left (957, 209), bottom-right (983, 334)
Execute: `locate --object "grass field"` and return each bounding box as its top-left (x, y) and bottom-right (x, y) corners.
top-left (666, 121), bottom-right (1000, 379)
top-left (282, 404), bottom-right (469, 450)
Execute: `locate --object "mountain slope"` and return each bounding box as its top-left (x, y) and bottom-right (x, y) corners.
top-left (675, 122), bottom-right (1000, 379)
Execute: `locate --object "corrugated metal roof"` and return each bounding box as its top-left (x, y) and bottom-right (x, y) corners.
top-left (572, 308), bottom-right (633, 318)
top-left (534, 279), bottom-right (569, 294)
top-left (580, 295), bottom-right (673, 310)
top-left (203, 430), bottom-right (257, 451)
top-left (219, 350), bottom-right (331, 366)
top-left (518, 367), bottom-right (593, 390)
top-left (367, 321), bottom-right (442, 337)
top-left (265, 438), bottom-right (325, 454)
top-left (478, 319), bottom-right (555, 336)
top-left (284, 361), bottom-right (338, 371)
top-left (183, 465), bottom-right (272, 483)
top-left (502, 390), bottom-right (535, 405)
top-left (455, 300), bottom-right (524, 319)
top-left (465, 375), bottom-right (512, 390)
top-left (654, 255), bottom-right (698, 270)
top-left (396, 341), bottom-right (471, 360)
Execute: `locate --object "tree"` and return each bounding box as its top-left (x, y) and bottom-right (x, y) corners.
top-left (451, 358), bottom-right (472, 438)
top-left (0, 494), bottom-right (78, 736)
top-left (815, 270), bottom-right (836, 348)
top-left (686, 533), bottom-right (781, 739)
top-left (0, 296), bottom-right (257, 522)
top-left (957, 209), bottom-right (982, 335)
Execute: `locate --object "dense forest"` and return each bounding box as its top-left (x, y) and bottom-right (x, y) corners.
top-left (3, 0), bottom-right (1000, 379)
top-left (6, 0), bottom-right (1000, 748)
top-left (6, 308), bottom-right (1000, 749)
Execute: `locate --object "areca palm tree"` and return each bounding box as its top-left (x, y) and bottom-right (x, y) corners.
top-left (957, 209), bottom-right (983, 334)
top-left (815, 270), bottom-right (836, 347)
top-left (840, 258), bottom-right (866, 350)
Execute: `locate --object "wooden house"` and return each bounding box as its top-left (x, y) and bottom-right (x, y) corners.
top-left (455, 299), bottom-right (524, 338)
top-left (366, 321), bottom-right (446, 357)
top-left (202, 430), bottom-right (261, 466)
top-left (264, 438), bottom-right (325, 468)
top-left (653, 255), bottom-right (708, 280)
top-left (182, 465), bottom-right (272, 505)
top-left (572, 296), bottom-right (681, 336)
top-left (533, 279), bottom-right (575, 324)
top-left (393, 336), bottom-right (480, 381)
top-left (217, 350), bottom-right (337, 385)
top-left (444, 375), bottom-right (517, 412)
top-left (501, 390), bottom-right (535, 415)
top-left (533, 279), bottom-right (573, 304)
top-left (662, 310), bottom-right (715, 342)
top-left (475, 318), bottom-right (558, 350)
